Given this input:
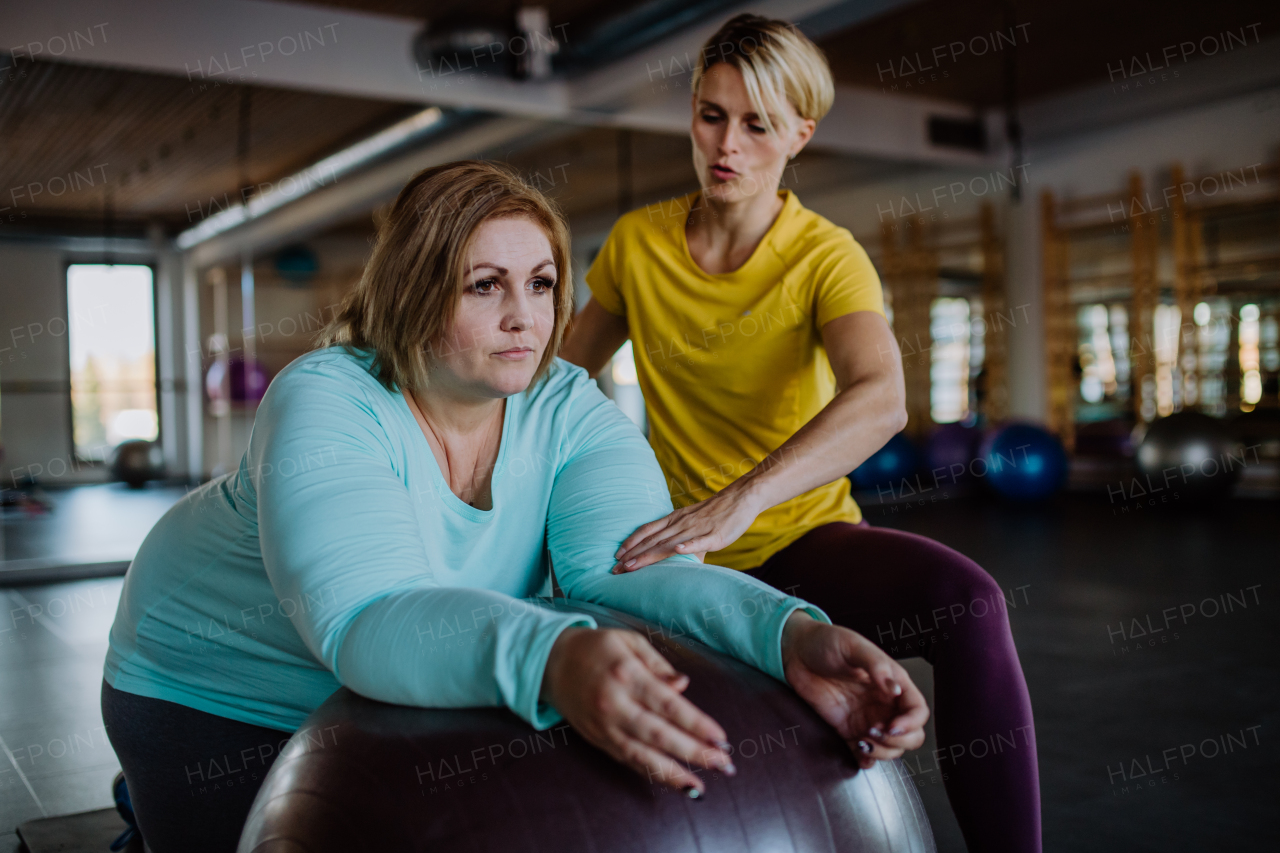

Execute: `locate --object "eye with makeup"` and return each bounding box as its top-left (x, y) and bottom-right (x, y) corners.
top-left (466, 275), bottom-right (555, 296)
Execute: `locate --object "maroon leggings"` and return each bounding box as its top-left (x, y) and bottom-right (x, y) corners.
top-left (745, 521), bottom-right (1041, 853)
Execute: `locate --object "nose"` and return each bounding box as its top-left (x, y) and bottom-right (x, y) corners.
top-left (500, 287), bottom-right (534, 333)
top-left (719, 119), bottom-right (743, 156)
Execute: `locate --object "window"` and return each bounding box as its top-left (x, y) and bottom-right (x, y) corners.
top-left (929, 296), bottom-right (984, 424)
top-left (67, 264), bottom-right (158, 461)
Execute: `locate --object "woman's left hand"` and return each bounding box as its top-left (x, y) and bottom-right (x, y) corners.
top-left (612, 488), bottom-right (762, 572)
top-left (782, 612), bottom-right (929, 770)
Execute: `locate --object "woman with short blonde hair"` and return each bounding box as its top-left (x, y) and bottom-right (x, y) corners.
top-left (102, 159), bottom-right (928, 852)
top-left (565, 14), bottom-right (1042, 852)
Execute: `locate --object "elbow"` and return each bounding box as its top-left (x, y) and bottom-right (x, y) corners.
top-left (889, 404), bottom-right (909, 436)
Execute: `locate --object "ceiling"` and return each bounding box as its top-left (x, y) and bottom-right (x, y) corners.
top-left (819, 0), bottom-right (1280, 107)
top-left (2, 0), bottom-right (1277, 240)
top-left (0, 60), bottom-right (417, 236)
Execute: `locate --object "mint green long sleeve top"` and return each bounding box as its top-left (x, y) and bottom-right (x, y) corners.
top-left (104, 347), bottom-right (831, 732)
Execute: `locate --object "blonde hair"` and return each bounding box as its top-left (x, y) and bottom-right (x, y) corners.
top-left (691, 14), bottom-right (834, 134)
top-left (319, 160), bottom-right (573, 392)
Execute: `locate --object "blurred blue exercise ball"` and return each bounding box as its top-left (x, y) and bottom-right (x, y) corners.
top-left (851, 432), bottom-right (920, 490)
top-left (980, 423), bottom-right (1067, 500)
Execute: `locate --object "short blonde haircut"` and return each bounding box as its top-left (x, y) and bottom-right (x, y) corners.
top-left (691, 14), bottom-right (835, 134)
top-left (319, 160), bottom-right (573, 392)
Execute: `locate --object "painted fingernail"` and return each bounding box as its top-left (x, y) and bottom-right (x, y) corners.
top-left (683, 785), bottom-right (702, 799)
top-left (714, 740), bottom-right (731, 752)
top-left (890, 680), bottom-right (902, 696)
top-left (889, 727), bottom-right (904, 736)
top-left (868, 726), bottom-right (884, 738)
top-left (722, 762), bottom-right (736, 777)
top-left (624, 559), bottom-right (637, 568)
top-left (857, 740), bottom-right (873, 754)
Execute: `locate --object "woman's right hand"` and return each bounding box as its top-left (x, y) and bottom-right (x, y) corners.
top-left (540, 626), bottom-right (735, 796)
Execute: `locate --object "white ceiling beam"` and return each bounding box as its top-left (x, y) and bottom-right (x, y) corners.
top-left (186, 116), bottom-right (553, 267)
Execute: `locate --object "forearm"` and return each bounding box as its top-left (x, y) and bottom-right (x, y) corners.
top-left (558, 559), bottom-right (831, 682)
top-left (729, 372), bottom-right (907, 510)
top-left (334, 587), bottom-right (596, 729)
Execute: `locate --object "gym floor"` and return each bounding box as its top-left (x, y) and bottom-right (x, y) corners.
top-left (1, 487), bottom-right (1275, 852)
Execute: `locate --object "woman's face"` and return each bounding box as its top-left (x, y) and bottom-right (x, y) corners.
top-left (430, 216), bottom-right (557, 399)
top-left (690, 63), bottom-right (815, 205)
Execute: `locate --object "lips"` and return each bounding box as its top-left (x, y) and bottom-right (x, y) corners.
top-left (494, 347), bottom-right (534, 359)
top-left (710, 164), bottom-right (737, 180)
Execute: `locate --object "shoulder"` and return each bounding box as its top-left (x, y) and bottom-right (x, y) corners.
top-left (521, 358), bottom-right (637, 446)
top-left (772, 192), bottom-right (868, 270)
top-left (522, 358), bottom-right (609, 416)
top-left (606, 193), bottom-right (695, 249)
top-left (259, 346), bottom-right (392, 420)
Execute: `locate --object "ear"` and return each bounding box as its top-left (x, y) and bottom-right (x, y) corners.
top-left (789, 117), bottom-right (817, 158)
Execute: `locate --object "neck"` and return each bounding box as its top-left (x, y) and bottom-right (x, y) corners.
top-left (411, 381), bottom-right (504, 439)
top-left (694, 183), bottom-right (785, 250)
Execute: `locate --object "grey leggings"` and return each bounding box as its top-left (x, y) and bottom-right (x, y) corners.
top-left (100, 679), bottom-right (295, 853)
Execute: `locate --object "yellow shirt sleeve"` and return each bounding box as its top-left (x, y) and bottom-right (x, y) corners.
top-left (584, 222), bottom-right (627, 317)
top-left (812, 233), bottom-right (887, 328)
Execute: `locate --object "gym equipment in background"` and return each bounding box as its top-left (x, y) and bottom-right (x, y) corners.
top-left (850, 431), bottom-right (920, 491)
top-left (240, 599), bottom-right (936, 853)
top-left (109, 440), bottom-right (165, 489)
top-left (205, 356), bottom-right (271, 404)
top-left (1072, 419), bottom-right (1135, 458)
top-left (273, 244), bottom-right (319, 286)
top-left (980, 423), bottom-right (1068, 501)
top-left (1136, 412), bottom-right (1244, 501)
top-left (924, 422), bottom-right (983, 473)
top-left (1227, 407), bottom-right (1280, 464)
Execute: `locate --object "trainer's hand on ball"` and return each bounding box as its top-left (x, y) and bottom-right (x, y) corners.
top-left (540, 627), bottom-right (735, 795)
top-left (781, 612), bottom-right (929, 770)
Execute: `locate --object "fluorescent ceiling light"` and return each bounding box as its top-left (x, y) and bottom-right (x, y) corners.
top-left (177, 106), bottom-right (444, 250)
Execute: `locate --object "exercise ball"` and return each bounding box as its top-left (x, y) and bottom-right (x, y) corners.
top-left (109, 440), bottom-right (165, 488)
top-left (239, 600), bottom-right (936, 853)
top-left (1136, 412), bottom-right (1243, 501)
top-left (851, 432), bottom-right (920, 491)
top-left (980, 423), bottom-right (1067, 500)
top-left (924, 422), bottom-right (982, 472)
top-left (205, 357), bottom-right (271, 404)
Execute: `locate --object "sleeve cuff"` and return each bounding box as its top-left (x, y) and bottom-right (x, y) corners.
top-left (519, 614), bottom-right (597, 730)
top-left (766, 600), bottom-right (833, 684)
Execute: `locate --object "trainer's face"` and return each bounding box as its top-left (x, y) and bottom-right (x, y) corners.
top-left (430, 216), bottom-right (557, 399)
top-left (690, 63), bottom-right (815, 205)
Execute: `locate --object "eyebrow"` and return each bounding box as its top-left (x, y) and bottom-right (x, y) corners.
top-left (468, 259), bottom-right (556, 276)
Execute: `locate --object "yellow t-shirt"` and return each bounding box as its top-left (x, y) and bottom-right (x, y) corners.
top-left (585, 189), bottom-right (886, 570)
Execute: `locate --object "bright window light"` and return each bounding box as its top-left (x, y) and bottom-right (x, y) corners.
top-left (1239, 303), bottom-right (1261, 408)
top-left (67, 264), bottom-right (158, 460)
top-left (930, 297), bottom-right (970, 423)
